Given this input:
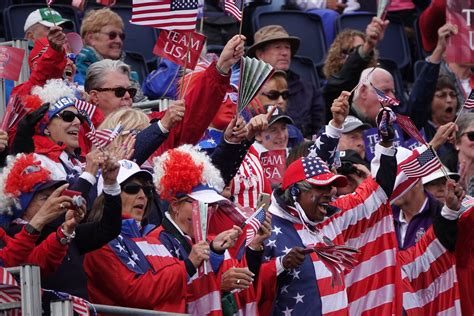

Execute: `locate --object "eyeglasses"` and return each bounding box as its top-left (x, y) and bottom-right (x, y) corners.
top-left (56, 110), bottom-right (84, 123)
top-left (261, 90), bottom-right (290, 100)
top-left (462, 131), bottom-right (474, 141)
top-left (98, 31), bottom-right (125, 41)
top-left (122, 183), bottom-right (154, 196)
top-left (434, 91), bottom-right (458, 99)
top-left (95, 87), bottom-right (137, 98)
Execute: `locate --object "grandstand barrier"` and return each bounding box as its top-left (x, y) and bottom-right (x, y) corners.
top-left (0, 39), bottom-right (29, 118)
top-left (2, 265), bottom-right (189, 316)
top-left (133, 99), bottom-right (171, 112)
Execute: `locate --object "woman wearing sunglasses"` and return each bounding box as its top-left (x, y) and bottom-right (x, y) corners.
top-left (85, 159), bottom-right (227, 313)
top-left (149, 145), bottom-right (263, 315)
top-left (441, 113), bottom-right (474, 196)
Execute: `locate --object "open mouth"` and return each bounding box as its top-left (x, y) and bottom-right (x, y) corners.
top-left (67, 130), bottom-right (79, 136)
top-left (445, 107), bottom-right (454, 114)
top-left (133, 203), bottom-right (145, 210)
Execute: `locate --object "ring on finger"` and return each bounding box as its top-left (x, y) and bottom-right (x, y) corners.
top-left (59, 203), bottom-right (65, 210)
top-left (236, 279), bottom-right (241, 284)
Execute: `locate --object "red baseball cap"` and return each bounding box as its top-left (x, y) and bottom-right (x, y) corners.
top-left (282, 156), bottom-right (348, 190)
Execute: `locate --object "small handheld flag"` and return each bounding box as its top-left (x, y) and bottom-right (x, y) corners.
top-left (243, 206), bottom-right (266, 247)
top-left (400, 147), bottom-right (442, 179)
top-left (371, 83), bottom-right (400, 106)
top-left (224, 0), bottom-right (242, 22)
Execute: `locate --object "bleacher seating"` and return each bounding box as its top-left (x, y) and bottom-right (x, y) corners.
top-left (254, 10), bottom-right (327, 68)
top-left (335, 12), bottom-right (412, 71)
top-left (4, 4), bottom-right (80, 40)
top-left (124, 51), bottom-right (149, 84)
top-left (290, 55), bottom-right (321, 89)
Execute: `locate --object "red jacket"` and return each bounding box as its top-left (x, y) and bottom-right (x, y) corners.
top-left (8, 46), bottom-right (67, 147)
top-left (0, 226), bottom-right (68, 276)
top-left (84, 230), bottom-right (188, 313)
top-left (148, 62), bottom-right (231, 160)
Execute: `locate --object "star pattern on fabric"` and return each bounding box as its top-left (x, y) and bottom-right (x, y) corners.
top-left (272, 226), bottom-right (282, 235)
top-left (131, 251), bottom-right (139, 261)
top-left (291, 269), bottom-right (301, 280)
top-left (282, 246), bottom-right (292, 255)
top-left (267, 239), bottom-right (277, 248)
top-left (280, 284), bottom-right (289, 294)
top-left (115, 243), bottom-right (125, 253)
top-left (127, 258), bottom-right (137, 268)
top-left (293, 292), bottom-right (305, 304)
top-left (283, 306), bottom-right (293, 316)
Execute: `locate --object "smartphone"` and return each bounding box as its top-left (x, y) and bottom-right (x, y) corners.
top-left (61, 189), bottom-right (82, 198)
top-left (256, 193), bottom-right (271, 211)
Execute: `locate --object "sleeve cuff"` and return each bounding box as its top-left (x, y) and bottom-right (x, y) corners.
top-left (425, 56), bottom-right (441, 65)
top-left (276, 256), bottom-right (286, 276)
top-left (80, 172), bottom-right (97, 185)
top-left (157, 120), bottom-right (169, 134)
top-left (103, 182), bottom-right (121, 196)
top-left (441, 205), bottom-right (459, 220)
top-left (375, 143), bottom-right (397, 156)
top-left (224, 135), bottom-right (241, 145)
top-left (326, 122), bottom-right (343, 139)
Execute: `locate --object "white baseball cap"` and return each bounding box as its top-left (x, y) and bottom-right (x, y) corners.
top-left (24, 8), bottom-right (73, 32)
top-left (97, 160), bottom-right (153, 195)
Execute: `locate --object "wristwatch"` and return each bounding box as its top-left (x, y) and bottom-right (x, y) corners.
top-left (56, 225), bottom-right (76, 245)
top-left (24, 224), bottom-right (40, 235)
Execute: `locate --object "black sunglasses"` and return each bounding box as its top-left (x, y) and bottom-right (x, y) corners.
top-left (463, 131), bottom-right (474, 141)
top-left (99, 31), bottom-right (125, 41)
top-left (261, 90), bottom-right (290, 100)
top-left (56, 110), bottom-right (84, 123)
top-left (122, 183), bottom-right (154, 196)
top-left (95, 87), bottom-right (137, 98)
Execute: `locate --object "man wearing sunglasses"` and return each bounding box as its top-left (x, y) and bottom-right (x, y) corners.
top-left (248, 25), bottom-right (325, 138)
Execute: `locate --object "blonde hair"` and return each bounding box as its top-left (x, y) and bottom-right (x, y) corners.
top-left (81, 8), bottom-right (124, 43)
top-left (323, 29), bottom-right (377, 78)
top-left (98, 108), bottom-right (150, 149)
top-left (270, 71), bottom-right (288, 90)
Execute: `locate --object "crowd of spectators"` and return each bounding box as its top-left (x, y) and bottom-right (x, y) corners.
top-left (0, 0), bottom-right (473, 315)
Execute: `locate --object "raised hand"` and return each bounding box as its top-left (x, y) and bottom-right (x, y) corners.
top-left (246, 106), bottom-right (276, 141)
top-left (102, 153), bottom-right (120, 185)
top-left (28, 184), bottom-right (73, 232)
top-left (363, 17), bottom-right (389, 54)
top-left (212, 225), bottom-right (243, 252)
top-left (47, 26), bottom-right (67, 52)
top-left (84, 149), bottom-right (105, 176)
top-left (161, 100), bottom-right (185, 130)
top-left (429, 122), bottom-right (457, 151)
top-left (445, 180), bottom-right (465, 211)
top-left (224, 116), bottom-right (247, 143)
top-left (249, 211), bottom-right (272, 250)
top-left (217, 35), bottom-right (246, 74)
top-left (330, 91), bottom-right (351, 128)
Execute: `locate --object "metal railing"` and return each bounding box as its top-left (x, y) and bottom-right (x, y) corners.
top-left (1, 265), bottom-right (188, 316)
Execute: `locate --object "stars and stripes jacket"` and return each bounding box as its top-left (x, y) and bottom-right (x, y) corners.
top-left (84, 219), bottom-right (189, 313)
top-left (149, 215), bottom-right (258, 315)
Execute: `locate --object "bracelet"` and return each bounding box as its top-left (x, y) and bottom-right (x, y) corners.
top-left (56, 225), bottom-right (76, 245)
top-left (215, 64), bottom-right (229, 76)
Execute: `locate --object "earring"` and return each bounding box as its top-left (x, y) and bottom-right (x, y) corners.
top-left (44, 129), bottom-right (50, 136)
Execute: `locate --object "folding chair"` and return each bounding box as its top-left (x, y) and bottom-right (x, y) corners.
top-left (254, 10), bottom-right (327, 68)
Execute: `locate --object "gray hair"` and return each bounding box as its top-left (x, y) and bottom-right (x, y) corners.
top-left (282, 180), bottom-right (313, 206)
top-left (456, 112), bottom-right (474, 139)
top-left (85, 59), bottom-right (131, 92)
top-left (353, 67), bottom-right (392, 101)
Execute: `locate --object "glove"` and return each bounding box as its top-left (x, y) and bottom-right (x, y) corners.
top-left (10, 103), bottom-right (49, 154)
top-left (376, 107), bottom-right (396, 142)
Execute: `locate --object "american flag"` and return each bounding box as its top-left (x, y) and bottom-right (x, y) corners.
top-left (462, 195), bottom-right (474, 208)
top-left (224, 0), bottom-right (242, 21)
top-left (131, 0), bottom-right (198, 31)
top-left (372, 84), bottom-right (400, 106)
top-left (86, 124), bottom-right (123, 149)
top-left (400, 147), bottom-right (442, 178)
top-left (243, 206), bottom-right (266, 247)
top-left (0, 267), bottom-right (21, 312)
top-left (43, 289), bottom-right (91, 315)
top-left (75, 99), bottom-right (96, 119)
top-left (463, 89), bottom-right (474, 109)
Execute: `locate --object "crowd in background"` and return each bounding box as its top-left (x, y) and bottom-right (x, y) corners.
top-left (0, 0), bottom-right (473, 315)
